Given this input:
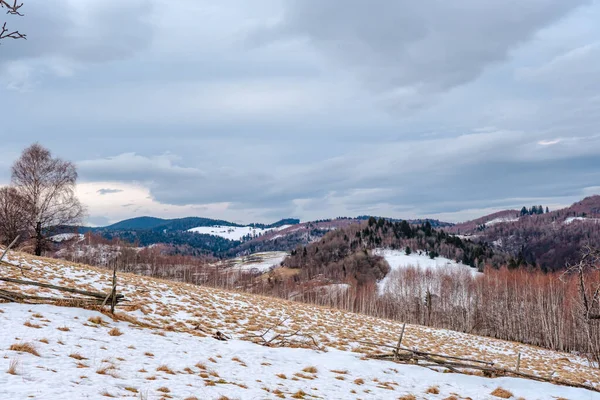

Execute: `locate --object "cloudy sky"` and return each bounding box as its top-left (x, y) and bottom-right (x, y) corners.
top-left (1, 0), bottom-right (600, 226)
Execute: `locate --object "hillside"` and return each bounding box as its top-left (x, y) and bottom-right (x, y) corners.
top-left (1, 248), bottom-right (599, 398)
top-left (447, 195), bottom-right (600, 270)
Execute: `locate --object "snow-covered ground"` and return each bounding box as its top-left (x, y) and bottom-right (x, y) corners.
top-left (48, 233), bottom-right (85, 242)
top-left (2, 303), bottom-right (595, 400)
top-left (224, 251), bottom-right (288, 273)
top-left (1, 248), bottom-right (600, 398)
top-left (485, 216), bottom-right (519, 226)
top-left (564, 216), bottom-right (600, 225)
top-left (187, 225), bottom-right (291, 241)
top-left (373, 249), bottom-right (480, 294)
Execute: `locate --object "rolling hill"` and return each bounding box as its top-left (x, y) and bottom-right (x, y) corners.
top-left (447, 195), bottom-right (600, 270)
top-left (1, 246), bottom-right (599, 398)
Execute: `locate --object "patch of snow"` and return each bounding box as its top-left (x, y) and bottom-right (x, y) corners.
top-left (188, 225), bottom-right (294, 241)
top-left (564, 217), bottom-right (600, 225)
top-left (485, 217), bottom-right (519, 226)
top-left (373, 249), bottom-right (480, 294)
top-left (48, 233), bottom-right (85, 242)
top-left (229, 251), bottom-right (289, 273)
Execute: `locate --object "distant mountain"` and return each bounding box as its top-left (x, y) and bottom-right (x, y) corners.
top-left (104, 216), bottom-right (169, 231)
top-left (103, 216), bottom-right (243, 232)
top-left (445, 195), bottom-right (600, 271)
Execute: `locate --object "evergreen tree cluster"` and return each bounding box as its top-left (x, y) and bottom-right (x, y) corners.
top-left (520, 205), bottom-right (549, 216)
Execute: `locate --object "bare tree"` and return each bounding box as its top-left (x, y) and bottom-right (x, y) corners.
top-left (11, 143), bottom-right (85, 256)
top-left (0, 186), bottom-right (29, 246)
top-left (563, 244), bottom-right (600, 367)
top-left (0, 1), bottom-right (26, 42)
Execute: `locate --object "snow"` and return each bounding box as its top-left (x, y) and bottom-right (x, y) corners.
top-left (373, 249), bottom-right (480, 294)
top-left (187, 225), bottom-right (292, 241)
top-left (228, 251), bottom-right (288, 272)
top-left (564, 217), bottom-right (600, 225)
top-left (2, 248), bottom-right (600, 398)
top-left (48, 233), bottom-right (85, 242)
top-left (485, 217), bottom-right (519, 226)
top-left (1, 303), bottom-right (597, 400)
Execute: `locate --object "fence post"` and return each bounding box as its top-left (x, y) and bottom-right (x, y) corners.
top-left (110, 263), bottom-right (117, 314)
top-left (394, 323), bottom-right (406, 360)
top-left (516, 352), bottom-right (521, 372)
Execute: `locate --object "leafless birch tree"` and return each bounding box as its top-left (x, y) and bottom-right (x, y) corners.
top-left (11, 143), bottom-right (85, 255)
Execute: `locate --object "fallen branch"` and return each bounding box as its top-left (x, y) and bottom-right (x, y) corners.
top-left (0, 276), bottom-right (123, 300)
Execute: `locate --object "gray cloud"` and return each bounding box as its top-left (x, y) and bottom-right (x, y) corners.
top-left (252, 0), bottom-right (589, 105)
top-left (1, 1), bottom-right (600, 224)
top-left (97, 188), bottom-right (124, 195)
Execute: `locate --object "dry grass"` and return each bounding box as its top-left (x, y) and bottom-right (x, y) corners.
top-left (291, 390), bottom-right (307, 399)
top-left (398, 395), bottom-right (416, 400)
top-left (302, 366), bottom-right (318, 373)
top-left (156, 364), bottom-right (175, 375)
top-left (9, 342), bottom-right (40, 357)
top-left (38, 338), bottom-right (49, 344)
top-left (88, 316), bottom-right (104, 325)
top-left (57, 326), bottom-right (70, 332)
top-left (491, 387), bottom-right (514, 398)
top-left (156, 387), bottom-right (170, 393)
top-left (69, 352), bottom-right (87, 360)
top-left (426, 386), bottom-right (440, 394)
top-left (6, 358), bottom-right (19, 375)
top-left (23, 320), bottom-right (42, 329)
top-left (331, 369), bottom-right (349, 374)
top-left (107, 327), bottom-right (122, 336)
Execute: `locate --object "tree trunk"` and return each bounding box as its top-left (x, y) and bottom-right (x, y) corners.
top-left (35, 221), bottom-right (43, 256)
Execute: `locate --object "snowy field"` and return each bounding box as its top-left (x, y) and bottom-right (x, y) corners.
top-left (564, 217), bottom-right (600, 225)
top-left (214, 251), bottom-right (288, 273)
top-left (48, 233), bottom-right (85, 242)
top-left (1, 249), bottom-right (600, 398)
top-left (485, 216), bottom-right (519, 226)
top-left (373, 249), bottom-right (479, 294)
top-left (187, 225), bottom-right (291, 241)
top-left (2, 304), bottom-right (596, 400)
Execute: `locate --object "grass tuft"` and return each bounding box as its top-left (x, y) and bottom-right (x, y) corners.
top-left (491, 387), bottom-right (513, 398)
top-left (9, 342), bottom-right (39, 357)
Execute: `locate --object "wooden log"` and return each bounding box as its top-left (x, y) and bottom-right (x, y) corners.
top-left (0, 235), bottom-right (20, 263)
top-left (358, 341), bottom-right (493, 366)
top-left (0, 288), bottom-right (123, 305)
top-left (0, 276), bottom-right (123, 300)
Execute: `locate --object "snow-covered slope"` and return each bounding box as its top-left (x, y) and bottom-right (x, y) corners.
top-left (374, 249), bottom-right (479, 294)
top-left (48, 233), bottom-right (85, 242)
top-left (1, 249), bottom-right (599, 399)
top-left (564, 216), bottom-right (600, 225)
top-left (2, 304), bottom-right (594, 400)
top-left (212, 251), bottom-right (288, 273)
top-left (485, 216), bottom-right (519, 226)
top-left (187, 225), bottom-right (291, 241)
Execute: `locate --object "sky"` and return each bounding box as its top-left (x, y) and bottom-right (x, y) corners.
top-left (1, 0), bottom-right (600, 226)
